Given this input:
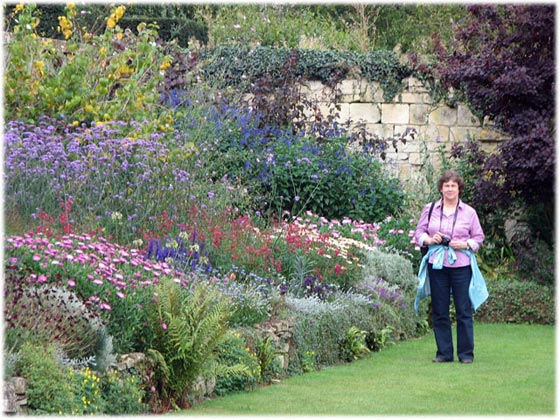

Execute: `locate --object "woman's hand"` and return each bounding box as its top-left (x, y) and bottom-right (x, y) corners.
top-left (428, 232), bottom-right (444, 245)
top-left (427, 234), bottom-right (469, 250)
top-left (450, 239), bottom-right (469, 250)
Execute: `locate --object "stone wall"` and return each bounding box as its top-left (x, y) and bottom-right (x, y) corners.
top-left (3, 321), bottom-right (296, 414)
top-left (3, 377), bottom-right (27, 414)
top-left (301, 77), bottom-right (509, 183)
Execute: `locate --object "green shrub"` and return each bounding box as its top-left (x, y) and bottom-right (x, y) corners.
top-left (200, 45), bottom-right (412, 100)
top-left (193, 106), bottom-right (407, 222)
top-left (285, 290), bottom-right (419, 374)
top-left (214, 330), bottom-right (259, 396)
top-left (4, 4), bottom-right (175, 137)
top-left (266, 136), bottom-right (406, 222)
top-left (15, 341), bottom-right (80, 415)
top-left (286, 294), bottom-right (364, 372)
top-left (361, 248), bottom-right (417, 292)
top-left (339, 326), bottom-right (370, 362)
top-left (475, 279), bottom-right (554, 325)
top-left (512, 238), bottom-right (555, 288)
top-left (12, 341), bottom-right (149, 415)
top-left (101, 369), bottom-right (148, 414)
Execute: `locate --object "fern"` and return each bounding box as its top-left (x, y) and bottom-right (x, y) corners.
top-left (213, 363), bottom-right (252, 381)
top-left (345, 326), bottom-right (370, 359)
top-left (148, 279), bottom-right (233, 407)
top-left (256, 335), bottom-right (281, 382)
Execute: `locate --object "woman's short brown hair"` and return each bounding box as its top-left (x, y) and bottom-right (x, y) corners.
top-left (437, 169), bottom-right (465, 195)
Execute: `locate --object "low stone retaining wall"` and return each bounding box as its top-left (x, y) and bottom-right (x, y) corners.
top-left (3, 319), bottom-right (296, 414)
top-left (3, 377), bottom-right (27, 414)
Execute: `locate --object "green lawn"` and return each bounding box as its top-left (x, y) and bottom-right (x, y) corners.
top-left (182, 323), bottom-right (555, 415)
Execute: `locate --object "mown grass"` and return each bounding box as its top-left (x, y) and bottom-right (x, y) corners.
top-left (182, 323), bottom-right (555, 416)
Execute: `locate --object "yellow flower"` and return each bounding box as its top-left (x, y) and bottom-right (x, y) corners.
top-left (107, 5), bottom-right (126, 30)
top-left (32, 60), bottom-right (45, 78)
top-left (58, 16), bottom-right (73, 39)
top-left (117, 64), bottom-right (132, 76)
top-left (159, 58), bottom-right (172, 71)
top-left (115, 6), bottom-right (126, 21)
top-left (15, 4), bottom-right (24, 12)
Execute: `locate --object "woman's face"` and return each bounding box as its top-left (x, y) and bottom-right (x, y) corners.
top-left (440, 180), bottom-right (460, 202)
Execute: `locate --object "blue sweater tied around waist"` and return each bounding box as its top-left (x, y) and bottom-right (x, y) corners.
top-left (414, 244), bottom-right (489, 313)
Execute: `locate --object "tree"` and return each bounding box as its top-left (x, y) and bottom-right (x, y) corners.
top-left (432, 5), bottom-right (555, 242)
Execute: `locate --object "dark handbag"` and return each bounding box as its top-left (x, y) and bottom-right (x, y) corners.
top-left (420, 201), bottom-right (435, 257)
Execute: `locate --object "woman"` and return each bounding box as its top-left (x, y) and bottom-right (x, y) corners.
top-left (414, 169), bottom-right (486, 364)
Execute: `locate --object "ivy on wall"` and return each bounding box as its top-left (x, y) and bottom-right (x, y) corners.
top-left (199, 45), bottom-right (421, 101)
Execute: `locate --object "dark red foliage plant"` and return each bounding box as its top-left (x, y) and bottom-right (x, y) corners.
top-left (432, 4), bottom-right (554, 226)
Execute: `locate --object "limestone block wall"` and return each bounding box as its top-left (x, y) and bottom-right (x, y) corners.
top-left (301, 77), bottom-right (509, 183)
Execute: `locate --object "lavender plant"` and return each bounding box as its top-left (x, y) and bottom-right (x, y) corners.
top-left (145, 229), bottom-right (213, 274)
top-left (361, 248), bottom-right (417, 292)
top-left (209, 277), bottom-right (278, 326)
top-left (285, 293), bottom-right (372, 371)
top-left (171, 88), bottom-right (406, 223)
top-left (4, 117), bottom-right (246, 244)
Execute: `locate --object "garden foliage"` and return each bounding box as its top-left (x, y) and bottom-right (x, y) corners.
top-left (4, 4), bottom-right (176, 137)
top-left (476, 279), bottom-right (554, 325)
top-left (12, 341), bottom-right (147, 415)
top-left (432, 4), bottom-right (555, 241)
top-left (147, 279), bottom-right (248, 409)
top-left (171, 91), bottom-right (407, 223)
top-left (3, 3), bottom-right (554, 415)
top-left (200, 45), bottom-right (412, 101)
